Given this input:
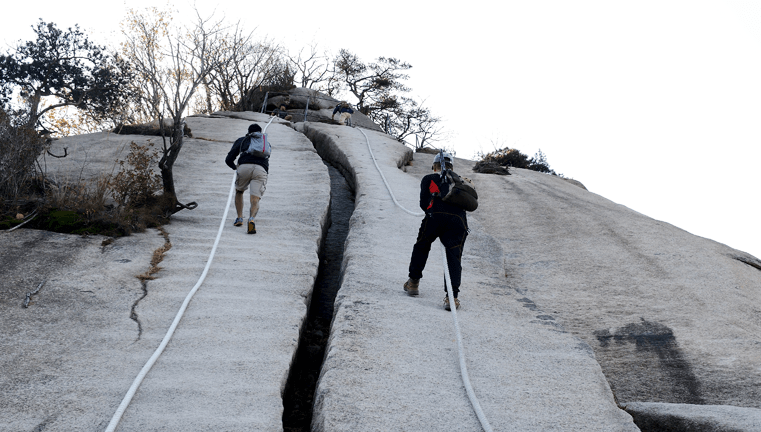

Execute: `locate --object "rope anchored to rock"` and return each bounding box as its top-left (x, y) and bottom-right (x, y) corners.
top-left (357, 126), bottom-right (494, 432)
top-left (104, 116), bottom-right (276, 432)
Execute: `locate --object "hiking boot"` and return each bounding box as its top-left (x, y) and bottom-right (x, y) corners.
top-left (247, 218), bottom-right (256, 234)
top-left (233, 217), bottom-right (244, 227)
top-left (403, 278), bottom-right (420, 296)
top-left (444, 296), bottom-right (460, 311)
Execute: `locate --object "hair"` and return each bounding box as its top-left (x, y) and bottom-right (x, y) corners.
top-left (432, 162), bottom-right (453, 171)
top-left (248, 124), bottom-right (262, 133)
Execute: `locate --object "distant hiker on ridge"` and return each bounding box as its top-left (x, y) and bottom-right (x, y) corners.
top-left (226, 123), bottom-right (271, 234)
top-left (271, 103), bottom-right (292, 121)
top-left (332, 101), bottom-right (354, 126)
top-left (404, 152), bottom-right (468, 310)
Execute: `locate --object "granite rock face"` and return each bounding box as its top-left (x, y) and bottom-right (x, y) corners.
top-left (263, 88), bottom-right (384, 131)
top-left (3, 93), bottom-right (760, 431)
top-left (0, 229), bottom-right (166, 432)
top-left (470, 166), bottom-right (761, 411)
top-left (624, 402), bottom-right (761, 432)
top-left (301, 122), bottom-right (638, 431)
top-left (286, 87), bottom-right (338, 110)
top-left (0, 112), bottom-right (329, 431)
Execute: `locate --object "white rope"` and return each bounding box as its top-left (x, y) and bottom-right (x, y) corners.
top-left (358, 127), bottom-right (494, 432)
top-left (2, 209), bottom-right (39, 233)
top-left (105, 116), bottom-right (275, 432)
top-left (442, 251), bottom-right (494, 432)
top-left (357, 128), bottom-right (423, 217)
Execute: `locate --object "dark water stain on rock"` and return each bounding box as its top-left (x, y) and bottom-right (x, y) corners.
top-left (0, 230), bottom-right (86, 306)
top-left (594, 318), bottom-right (703, 404)
top-left (517, 297), bottom-right (538, 311)
top-left (624, 407), bottom-right (748, 432)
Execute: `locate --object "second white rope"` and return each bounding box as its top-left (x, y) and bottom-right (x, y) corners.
top-left (357, 126), bottom-right (493, 432)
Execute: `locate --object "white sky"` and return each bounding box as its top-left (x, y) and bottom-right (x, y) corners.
top-left (3, 0), bottom-right (760, 259)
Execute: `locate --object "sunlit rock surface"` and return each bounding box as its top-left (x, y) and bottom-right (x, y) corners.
top-left (1, 112), bottom-right (329, 431)
top-left (2, 89), bottom-right (760, 431)
top-left (471, 165), bottom-right (761, 410)
top-left (301, 122), bottom-right (638, 431)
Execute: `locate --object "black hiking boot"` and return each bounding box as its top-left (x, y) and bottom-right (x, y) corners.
top-left (403, 278), bottom-right (420, 296)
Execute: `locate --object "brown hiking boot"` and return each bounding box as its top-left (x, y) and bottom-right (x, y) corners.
top-left (403, 278), bottom-right (419, 296)
top-left (444, 296), bottom-right (460, 311)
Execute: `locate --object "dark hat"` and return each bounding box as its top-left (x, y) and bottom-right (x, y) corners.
top-left (248, 124), bottom-right (262, 133)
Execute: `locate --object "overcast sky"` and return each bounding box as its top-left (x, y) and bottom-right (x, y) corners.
top-left (3, 0), bottom-right (759, 259)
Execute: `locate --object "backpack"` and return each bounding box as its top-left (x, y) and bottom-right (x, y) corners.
top-left (243, 132), bottom-right (271, 158)
top-left (442, 170), bottom-right (478, 212)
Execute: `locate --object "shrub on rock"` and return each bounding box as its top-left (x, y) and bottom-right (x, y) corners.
top-left (474, 147), bottom-right (556, 175)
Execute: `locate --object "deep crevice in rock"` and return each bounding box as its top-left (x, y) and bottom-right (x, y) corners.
top-left (282, 160), bottom-right (354, 432)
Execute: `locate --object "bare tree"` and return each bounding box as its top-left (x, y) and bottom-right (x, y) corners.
top-left (121, 7), bottom-right (234, 213)
top-left (0, 108), bottom-right (45, 206)
top-left (288, 43), bottom-right (325, 89)
top-left (410, 101), bottom-right (447, 150)
top-left (329, 49), bottom-right (447, 148)
top-left (119, 7), bottom-right (170, 125)
top-left (203, 31), bottom-right (284, 112)
top-left (333, 49), bottom-right (411, 118)
top-left (385, 98), bottom-right (447, 149)
top-left (383, 96), bottom-right (417, 142)
top-left (286, 43), bottom-right (342, 96)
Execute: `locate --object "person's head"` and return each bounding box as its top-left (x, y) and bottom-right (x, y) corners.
top-left (248, 124), bottom-right (262, 134)
top-left (432, 152), bottom-right (453, 172)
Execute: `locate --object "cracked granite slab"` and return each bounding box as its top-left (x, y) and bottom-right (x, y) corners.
top-left (0, 112), bottom-right (329, 431)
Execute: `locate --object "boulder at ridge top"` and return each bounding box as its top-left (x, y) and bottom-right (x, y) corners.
top-left (262, 88), bottom-right (383, 131)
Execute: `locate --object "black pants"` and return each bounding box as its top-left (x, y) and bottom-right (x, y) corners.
top-left (408, 212), bottom-right (468, 297)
